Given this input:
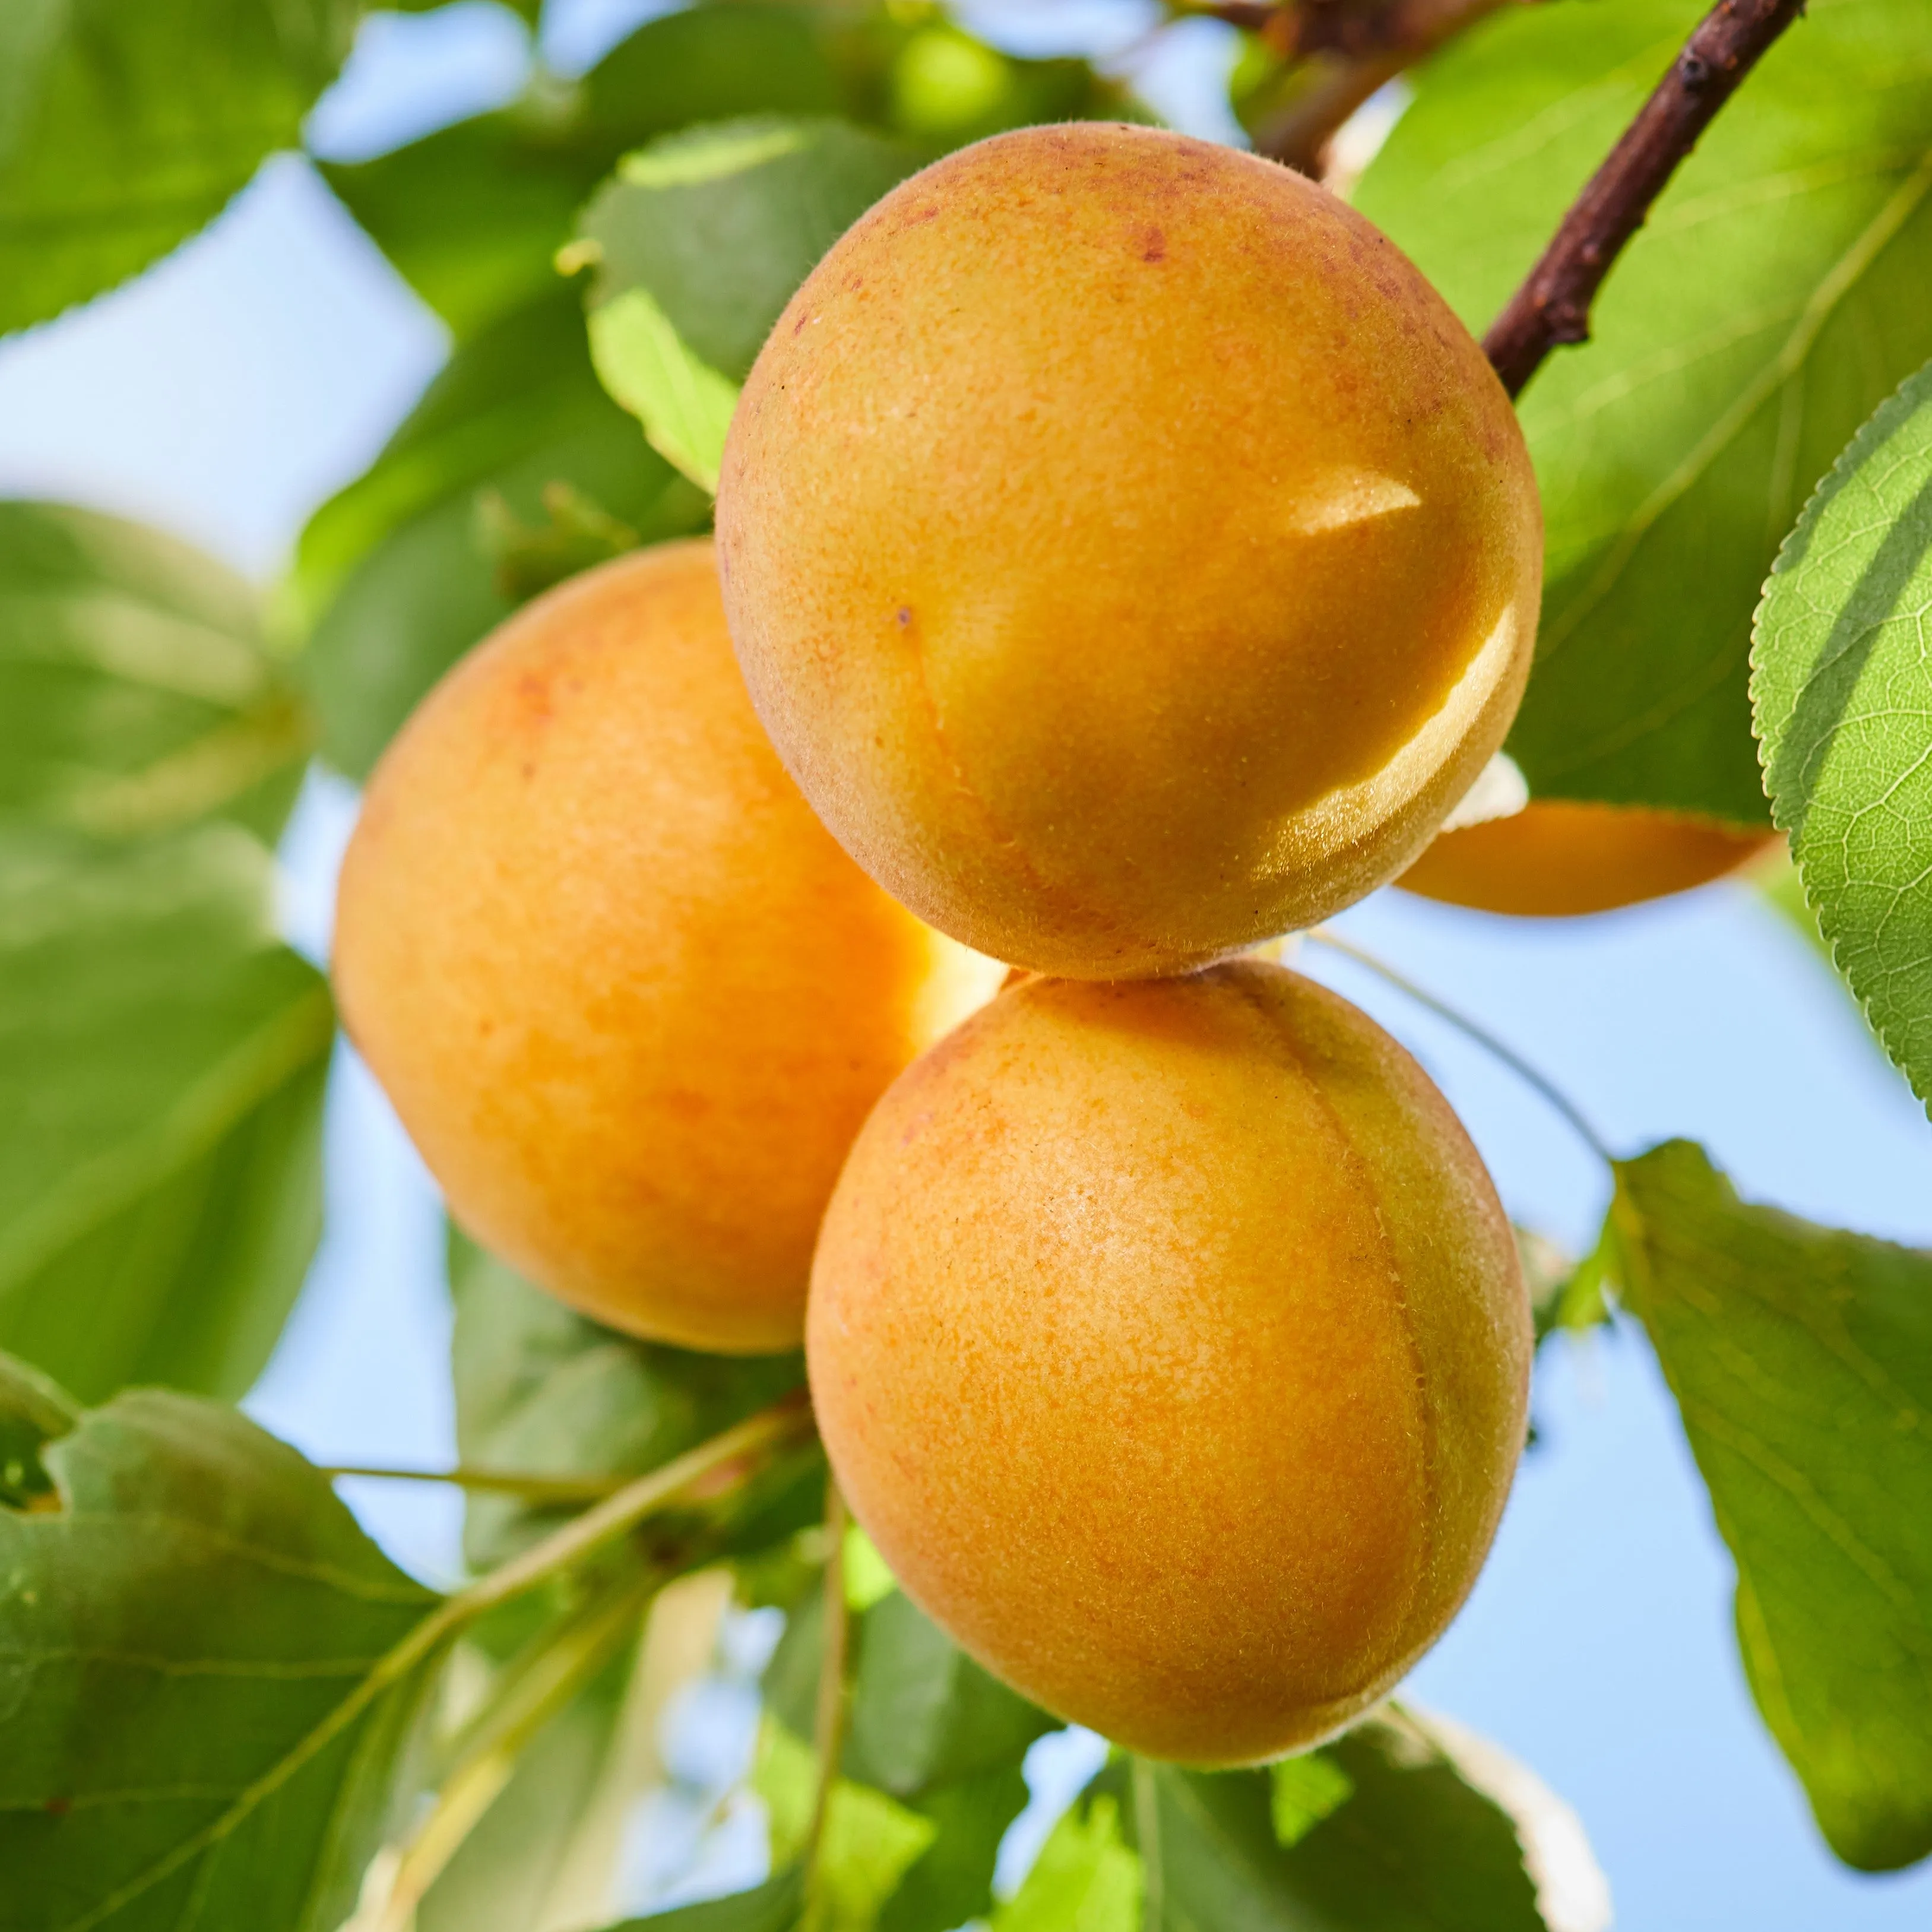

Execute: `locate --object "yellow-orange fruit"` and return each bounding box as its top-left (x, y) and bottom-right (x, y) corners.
top-left (718, 122), bottom-right (1543, 980)
top-left (1398, 799), bottom-right (1781, 917)
top-left (334, 541), bottom-right (999, 1353)
top-left (809, 961), bottom-right (1531, 1762)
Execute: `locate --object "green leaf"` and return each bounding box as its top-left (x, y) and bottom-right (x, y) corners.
top-left (1354, 0), bottom-right (1932, 827)
top-left (1607, 1141), bottom-right (1932, 1871)
top-left (0, 1360), bottom-right (442, 1931)
top-left (759, 1585), bottom-right (1052, 1932)
top-left (994, 1794), bottom-right (1142, 1932)
top-left (602, 1867), bottom-right (805, 1932)
top-left (0, 0), bottom-right (358, 333)
top-left (843, 1591), bottom-right (1054, 1931)
top-left (844, 1591), bottom-right (1057, 1800)
top-left (320, 3), bottom-right (850, 343)
top-left (448, 1231), bottom-right (803, 1571)
top-left (1752, 361), bottom-right (1932, 1113)
top-left (756, 1719), bottom-right (936, 1931)
top-left (576, 117), bottom-right (920, 490)
top-left (882, 1769), bottom-right (1034, 1932)
top-left (0, 826), bottom-right (332, 1403)
top-left (581, 119), bottom-right (920, 382)
top-left (290, 290), bottom-right (708, 778)
top-left (1125, 1708), bottom-right (1571, 1930)
top-left (0, 501), bottom-right (311, 843)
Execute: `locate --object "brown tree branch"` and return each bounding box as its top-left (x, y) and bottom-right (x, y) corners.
top-left (1174, 0), bottom-right (1516, 175)
top-left (1483, 0), bottom-right (1808, 397)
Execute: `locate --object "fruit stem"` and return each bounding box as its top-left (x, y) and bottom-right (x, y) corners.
top-left (319, 1464), bottom-right (641, 1504)
top-left (1306, 928), bottom-right (1616, 1167)
top-left (803, 1478), bottom-right (853, 1917)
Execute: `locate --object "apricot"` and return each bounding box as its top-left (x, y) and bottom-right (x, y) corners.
top-left (717, 122), bottom-right (1542, 980)
top-left (334, 541), bottom-right (1000, 1353)
top-left (1398, 799), bottom-right (1781, 917)
top-left (807, 959), bottom-right (1531, 1762)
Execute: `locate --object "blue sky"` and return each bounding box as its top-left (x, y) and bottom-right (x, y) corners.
top-left (4, 5), bottom-right (1931, 1925)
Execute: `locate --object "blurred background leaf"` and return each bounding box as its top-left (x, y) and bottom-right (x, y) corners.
top-left (1355, 0), bottom-right (1932, 829)
top-left (0, 0), bottom-right (361, 334)
top-left (1753, 362), bottom-right (1932, 1116)
top-left (319, 3), bottom-right (858, 344)
top-left (1607, 1140), bottom-right (1932, 1871)
top-left (290, 289), bottom-right (708, 778)
top-left (0, 499), bottom-right (311, 842)
top-left (601, 1867), bottom-right (805, 1932)
top-left (449, 1230), bottom-right (804, 1572)
top-left (0, 1361), bottom-right (441, 1930)
top-left (0, 825), bottom-right (331, 1404)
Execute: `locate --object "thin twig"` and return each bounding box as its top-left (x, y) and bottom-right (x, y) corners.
top-left (1132, 1757), bottom-right (1165, 1932)
top-left (1483, 0), bottom-right (1807, 396)
top-left (803, 1478), bottom-right (852, 1918)
top-left (321, 1464), bottom-right (637, 1505)
top-left (1187, 0), bottom-right (1515, 175)
top-left (1306, 928), bottom-right (1616, 1167)
top-left (373, 1575), bottom-right (657, 1932)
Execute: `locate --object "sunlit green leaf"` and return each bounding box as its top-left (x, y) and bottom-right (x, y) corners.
top-left (1355, 0), bottom-right (1932, 826)
top-left (1608, 1141), bottom-right (1932, 1870)
top-left (0, 1358), bottom-right (441, 1931)
top-left (0, 501), bottom-right (311, 843)
top-left (1269, 1752), bottom-right (1354, 1848)
top-left (0, 0), bottom-right (357, 332)
top-left (1753, 361), bottom-right (1932, 1113)
top-left (755, 1718), bottom-right (936, 1931)
top-left (994, 1794), bottom-right (1141, 1932)
top-left (586, 286), bottom-right (742, 492)
top-left (0, 826), bottom-right (332, 1403)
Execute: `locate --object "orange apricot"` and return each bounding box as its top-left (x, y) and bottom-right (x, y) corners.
top-left (718, 121), bottom-right (1542, 980)
top-left (807, 960), bottom-right (1531, 1762)
top-left (1398, 799), bottom-right (1781, 917)
top-left (334, 541), bottom-right (1000, 1353)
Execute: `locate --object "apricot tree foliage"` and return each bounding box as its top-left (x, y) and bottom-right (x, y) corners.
top-left (2, 2), bottom-right (1930, 1930)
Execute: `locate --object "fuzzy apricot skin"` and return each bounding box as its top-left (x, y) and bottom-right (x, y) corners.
top-left (718, 122), bottom-right (1543, 980)
top-left (334, 541), bottom-right (999, 1354)
top-left (1398, 799), bottom-right (1781, 917)
top-left (807, 961), bottom-right (1531, 1763)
